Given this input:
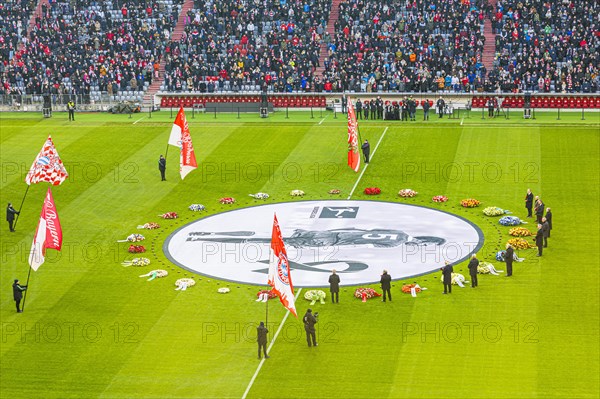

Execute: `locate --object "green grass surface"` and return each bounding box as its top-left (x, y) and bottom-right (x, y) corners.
top-left (1, 110), bottom-right (599, 399)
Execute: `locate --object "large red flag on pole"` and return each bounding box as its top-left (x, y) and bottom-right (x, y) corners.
top-left (29, 188), bottom-right (63, 271)
top-left (25, 135), bottom-right (69, 185)
top-left (347, 99), bottom-right (361, 172)
top-left (168, 106), bottom-right (198, 180)
top-left (267, 214), bottom-right (297, 317)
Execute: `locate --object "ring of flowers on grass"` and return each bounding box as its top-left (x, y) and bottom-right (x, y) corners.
top-left (364, 187), bottom-right (381, 195)
top-left (354, 287), bottom-right (381, 299)
top-left (126, 233), bottom-right (145, 242)
top-left (507, 237), bottom-right (535, 249)
top-left (402, 284), bottom-right (421, 294)
top-left (483, 206), bottom-right (507, 216)
top-left (461, 198), bottom-right (481, 208)
top-left (509, 227), bottom-right (532, 237)
top-left (122, 257), bottom-right (150, 267)
top-left (499, 216), bottom-right (523, 226)
top-left (128, 245), bottom-right (146, 253)
top-left (249, 193), bottom-right (269, 200)
top-left (398, 189), bottom-right (418, 198)
top-left (138, 222), bottom-right (160, 230)
top-left (328, 189), bottom-right (341, 195)
top-left (218, 287), bottom-right (230, 294)
top-left (160, 212), bottom-right (178, 219)
top-left (477, 262), bottom-right (496, 274)
top-left (432, 195), bottom-right (448, 203)
top-left (304, 290), bottom-right (326, 305)
top-left (188, 204), bottom-right (206, 211)
top-left (219, 197), bottom-right (236, 204)
top-left (290, 190), bottom-right (305, 196)
top-left (175, 278), bottom-right (196, 287)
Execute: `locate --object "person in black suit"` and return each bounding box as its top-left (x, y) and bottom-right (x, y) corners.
top-left (328, 269), bottom-right (340, 303)
top-left (525, 189), bottom-right (534, 217)
top-left (441, 261), bottom-right (453, 294)
top-left (380, 270), bottom-right (392, 302)
top-left (303, 309), bottom-right (318, 347)
top-left (361, 140), bottom-right (370, 163)
top-left (436, 96), bottom-right (445, 118)
top-left (545, 207), bottom-right (552, 237)
top-left (158, 155), bottom-right (166, 181)
top-left (408, 97), bottom-right (417, 121)
top-left (257, 321), bottom-right (269, 359)
top-left (355, 98), bottom-right (362, 119)
top-left (505, 244), bottom-right (514, 277)
top-left (6, 203), bottom-right (19, 232)
top-left (376, 97), bottom-right (384, 119)
top-left (363, 101), bottom-right (369, 120)
top-left (535, 224), bottom-right (544, 256)
top-left (423, 99), bottom-right (430, 120)
top-left (534, 197), bottom-right (545, 224)
top-left (13, 279), bottom-right (27, 313)
top-left (341, 95), bottom-right (347, 114)
top-left (542, 217), bottom-right (550, 247)
top-left (467, 254), bottom-right (479, 288)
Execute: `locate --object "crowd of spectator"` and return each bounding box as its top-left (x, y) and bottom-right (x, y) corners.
top-left (162, 0), bottom-right (332, 93)
top-left (320, 0), bottom-right (490, 93)
top-left (1, 0), bottom-right (182, 103)
top-left (1, 0), bottom-right (598, 101)
top-left (489, 0), bottom-right (599, 93)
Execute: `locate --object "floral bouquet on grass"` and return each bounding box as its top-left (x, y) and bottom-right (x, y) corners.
top-left (398, 189), bottom-right (418, 198)
top-left (137, 222), bottom-right (160, 230)
top-left (290, 190), bottom-right (305, 197)
top-left (432, 195), bottom-right (448, 203)
top-left (507, 237), bottom-right (535, 250)
top-left (128, 245), bottom-right (146, 253)
top-left (496, 250), bottom-right (521, 262)
top-left (249, 193), bottom-right (269, 200)
top-left (441, 273), bottom-right (468, 287)
top-left (499, 216), bottom-right (523, 226)
top-left (328, 189), bottom-right (341, 195)
top-left (175, 278), bottom-right (196, 291)
top-left (160, 212), bottom-right (178, 219)
top-left (477, 262), bottom-right (503, 275)
top-left (219, 197), bottom-right (236, 204)
top-left (124, 233), bottom-right (145, 242)
top-left (354, 287), bottom-right (381, 300)
top-left (460, 198), bottom-right (481, 208)
top-left (188, 204), bottom-right (206, 211)
top-left (483, 206), bottom-right (508, 216)
top-left (364, 187), bottom-right (381, 195)
top-left (122, 258), bottom-right (151, 267)
top-left (401, 284), bottom-right (422, 294)
top-left (218, 287), bottom-right (230, 294)
top-left (509, 227), bottom-right (532, 237)
top-left (256, 289), bottom-right (277, 302)
top-left (139, 269), bottom-right (168, 281)
top-left (304, 290), bottom-right (326, 305)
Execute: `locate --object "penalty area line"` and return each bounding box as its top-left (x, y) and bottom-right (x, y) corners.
top-left (133, 116), bottom-right (145, 124)
top-left (347, 127), bottom-right (388, 199)
top-left (318, 115), bottom-right (328, 125)
top-left (241, 288), bottom-right (303, 399)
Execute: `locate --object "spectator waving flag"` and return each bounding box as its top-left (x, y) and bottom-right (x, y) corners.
top-left (168, 106), bottom-right (198, 180)
top-left (347, 98), bottom-right (361, 172)
top-left (29, 188), bottom-right (63, 271)
top-left (26, 135), bottom-right (69, 185)
top-left (268, 214), bottom-right (297, 317)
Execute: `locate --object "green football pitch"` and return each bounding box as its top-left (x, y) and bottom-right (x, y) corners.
top-left (1, 109), bottom-right (598, 398)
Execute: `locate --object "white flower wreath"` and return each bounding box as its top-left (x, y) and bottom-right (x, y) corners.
top-left (218, 287), bottom-right (230, 294)
top-left (189, 204), bottom-right (206, 211)
top-left (122, 257), bottom-right (150, 267)
top-left (290, 190), bottom-right (305, 196)
top-left (249, 192), bottom-right (270, 200)
top-left (175, 278), bottom-right (196, 291)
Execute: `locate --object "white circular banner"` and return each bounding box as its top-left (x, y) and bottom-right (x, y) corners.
top-left (163, 200), bottom-right (483, 287)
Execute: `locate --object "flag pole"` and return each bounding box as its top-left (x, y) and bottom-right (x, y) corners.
top-left (20, 267), bottom-right (33, 312)
top-left (12, 185), bottom-right (30, 231)
top-left (265, 295), bottom-right (269, 338)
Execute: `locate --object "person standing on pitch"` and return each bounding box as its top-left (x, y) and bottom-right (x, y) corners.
top-left (361, 139), bottom-right (370, 163)
top-left (303, 309), bottom-right (318, 347)
top-left (441, 261), bottom-right (453, 294)
top-left (468, 254), bottom-right (479, 288)
top-left (13, 279), bottom-right (27, 313)
top-left (67, 100), bottom-right (76, 121)
top-left (423, 99), bottom-right (430, 120)
top-left (436, 96), bottom-right (445, 118)
top-left (380, 270), bottom-right (392, 302)
top-left (257, 321), bottom-right (269, 359)
top-left (6, 202), bottom-right (19, 232)
top-left (535, 224), bottom-right (544, 256)
top-left (505, 244), bottom-right (514, 277)
top-left (328, 269), bottom-right (340, 303)
top-left (534, 197), bottom-right (545, 224)
top-left (525, 188), bottom-right (534, 218)
top-left (542, 217), bottom-right (550, 248)
top-left (158, 155), bottom-right (166, 181)
top-left (545, 207), bottom-right (552, 237)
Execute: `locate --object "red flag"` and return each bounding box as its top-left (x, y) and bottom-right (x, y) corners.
top-left (168, 106), bottom-right (198, 179)
top-left (347, 99), bottom-right (360, 172)
top-left (26, 135), bottom-right (69, 185)
top-left (29, 188), bottom-right (63, 271)
top-left (267, 214), bottom-right (297, 317)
